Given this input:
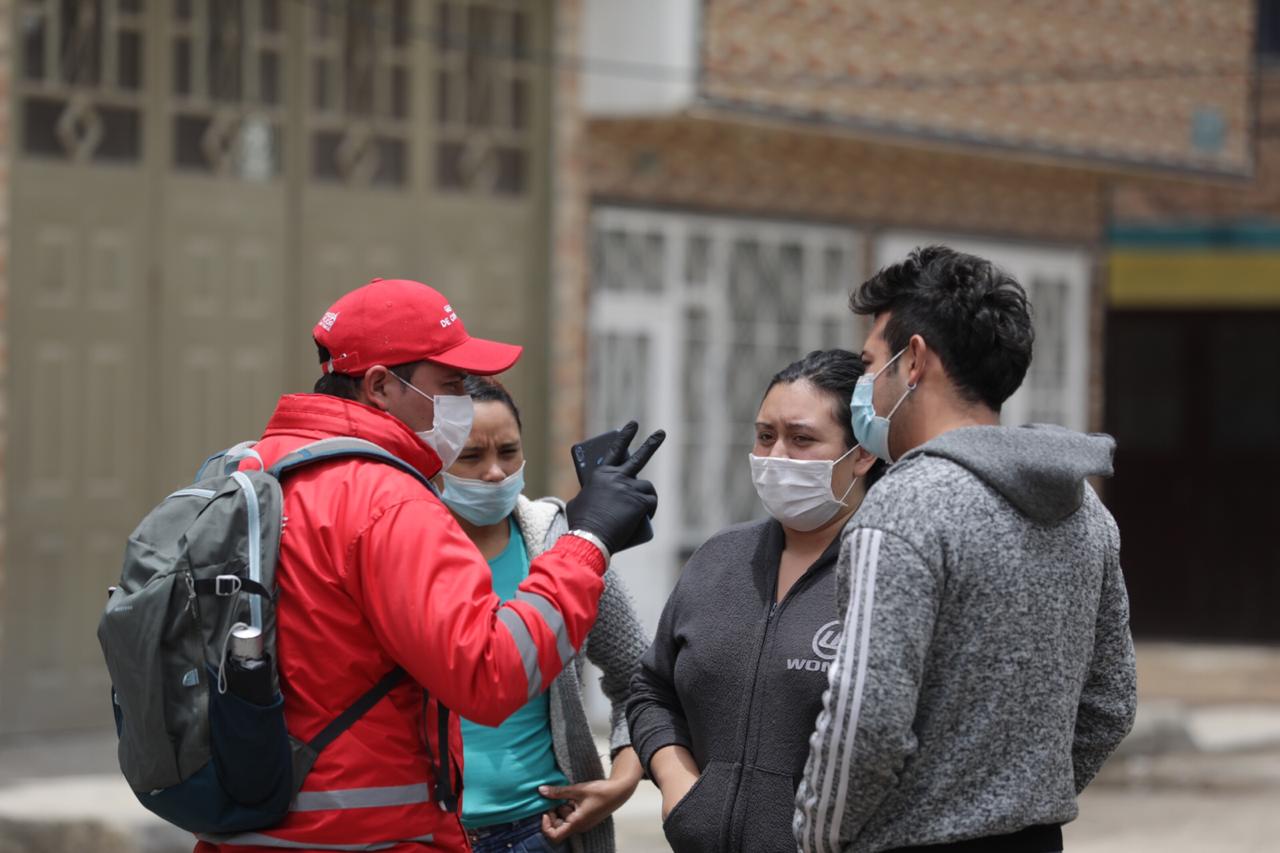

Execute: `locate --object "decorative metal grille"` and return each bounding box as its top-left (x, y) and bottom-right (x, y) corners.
top-left (592, 227), bottom-right (665, 293)
top-left (434, 0), bottom-right (533, 195)
top-left (306, 0), bottom-right (412, 187)
top-left (18, 0), bottom-right (147, 162)
top-left (171, 0), bottom-right (285, 177)
top-left (589, 210), bottom-right (859, 558)
top-left (1024, 275), bottom-right (1071, 425)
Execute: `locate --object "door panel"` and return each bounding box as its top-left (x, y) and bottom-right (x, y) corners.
top-left (159, 182), bottom-right (287, 487)
top-left (4, 164), bottom-right (150, 732)
top-left (1106, 311), bottom-right (1280, 641)
top-left (4, 0), bottom-right (552, 734)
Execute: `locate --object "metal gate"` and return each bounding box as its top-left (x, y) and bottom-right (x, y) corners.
top-left (587, 207), bottom-right (861, 630)
top-left (3, 0), bottom-right (550, 733)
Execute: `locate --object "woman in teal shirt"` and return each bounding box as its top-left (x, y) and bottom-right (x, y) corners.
top-left (439, 376), bottom-right (649, 853)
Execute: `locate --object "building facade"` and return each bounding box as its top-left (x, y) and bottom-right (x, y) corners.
top-left (0, 0), bottom-right (1264, 734)
top-left (0, 0), bottom-right (557, 734)
top-left (1104, 24), bottom-right (1280, 642)
top-left (556, 0), bottom-right (1258, 631)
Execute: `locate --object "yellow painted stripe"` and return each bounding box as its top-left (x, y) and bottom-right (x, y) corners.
top-left (1109, 251), bottom-right (1280, 308)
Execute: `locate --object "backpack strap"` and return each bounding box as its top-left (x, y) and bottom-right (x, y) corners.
top-left (267, 437), bottom-right (440, 496)
top-left (193, 576), bottom-right (272, 599)
top-left (434, 702), bottom-right (458, 812)
top-left (195, 440), bottom-right (264, 482)
top-left (262, 442), bottom-right (433, 767)
top-left (307, 667), bottom-right (407, 754)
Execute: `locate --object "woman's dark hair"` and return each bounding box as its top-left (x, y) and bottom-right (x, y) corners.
top-left (851, 245), bottom-right (1034, 411)
top-left (764, 349), bottom-right (886, 487)
top-left (464, 375), bottom-right (522, 432)
top-left (313, 345), bottom-right (419, 400)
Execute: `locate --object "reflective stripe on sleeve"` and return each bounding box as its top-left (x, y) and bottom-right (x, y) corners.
top-left (514, 591), bottom-right (574, 667)
top-left (496, 605), bottom-right (544, 699)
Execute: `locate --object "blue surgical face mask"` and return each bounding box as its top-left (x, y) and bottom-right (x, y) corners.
top-left (440, 462), bottom-right (525, 526)
top-left (851, 346), bottom-right (915, 463)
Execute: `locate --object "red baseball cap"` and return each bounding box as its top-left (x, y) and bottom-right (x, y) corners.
top-left (313, 278), bottom-right (522, 376)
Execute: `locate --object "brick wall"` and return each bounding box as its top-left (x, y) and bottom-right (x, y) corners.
top-left (1113, 70), bottom-right (1280, 221)
top-left (549, 0), bottom-right (590, 499)
top-left (699, 0), bottom-right (1254, 175)
top-left (588, 115), bottom-right (1107, 243)
top-left (0, 0), bottom-right (11, 673)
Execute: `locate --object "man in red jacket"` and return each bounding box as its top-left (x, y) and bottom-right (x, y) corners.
top-left (196, 278), bottom-right (662, 853)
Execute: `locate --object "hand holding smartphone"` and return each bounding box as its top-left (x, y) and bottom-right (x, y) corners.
top-left (568, 422), bottom-right (665, 551)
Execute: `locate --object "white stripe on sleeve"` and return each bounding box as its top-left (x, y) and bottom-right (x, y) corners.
top-left (803, 528), bottom-right (881, 852)
top-left (828, 529), bottom-right (882, 848)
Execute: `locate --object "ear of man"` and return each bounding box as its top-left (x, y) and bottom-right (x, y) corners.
top-left (359, 365), bottom-right (395, 411)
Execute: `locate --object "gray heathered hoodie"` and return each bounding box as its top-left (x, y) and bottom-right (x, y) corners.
top-left (794, 425), bottom-right (1137, 853)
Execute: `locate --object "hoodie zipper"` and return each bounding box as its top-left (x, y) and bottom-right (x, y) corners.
top-left (725, 564), bottom-right (823, 850)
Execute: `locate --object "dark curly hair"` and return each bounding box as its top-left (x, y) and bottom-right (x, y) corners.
top-left (851, 245), bottom-right (1034, 411)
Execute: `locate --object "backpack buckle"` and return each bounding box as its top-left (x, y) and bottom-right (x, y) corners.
top-left (214, 575), bottom-right (242, 596)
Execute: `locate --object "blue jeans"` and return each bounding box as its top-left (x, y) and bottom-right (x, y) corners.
top-left (465, 814), bottom-right (565, 853)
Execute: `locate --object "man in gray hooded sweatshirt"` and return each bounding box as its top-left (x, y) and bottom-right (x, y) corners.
top-left (794, 246), bottom-right (1136, 853)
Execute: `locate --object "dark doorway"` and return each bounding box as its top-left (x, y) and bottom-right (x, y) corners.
top-left (1106, 310), bottom-right (1280, 641)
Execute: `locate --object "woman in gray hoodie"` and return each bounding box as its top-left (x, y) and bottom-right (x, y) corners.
top-left (438, 376), bottom-right (650, 853)
top-left (627, 350), bottom-right (884, 853)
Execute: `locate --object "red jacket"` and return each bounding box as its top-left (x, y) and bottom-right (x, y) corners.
top-left (195, 394), bottom-right (606, 853)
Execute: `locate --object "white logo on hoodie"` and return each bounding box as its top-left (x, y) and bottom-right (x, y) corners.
top-left (786, 620), bottom-right (843, 673)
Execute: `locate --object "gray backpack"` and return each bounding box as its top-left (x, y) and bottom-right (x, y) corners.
top-left (97, 437), bottom-right (438, 834)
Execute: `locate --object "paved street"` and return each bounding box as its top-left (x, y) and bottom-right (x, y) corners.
top-left (2, 644), bottom-right (1278, 852)
top-left (608, 746), bottom-right (1280, 852)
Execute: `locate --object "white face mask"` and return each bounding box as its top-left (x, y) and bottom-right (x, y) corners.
top-left (391, 374), bottom-right (475, 470)
top-left (748, 444), bottom-right (859, 532)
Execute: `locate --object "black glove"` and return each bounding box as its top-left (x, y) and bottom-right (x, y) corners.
top-left (566, 421), bottom-right (665, 556)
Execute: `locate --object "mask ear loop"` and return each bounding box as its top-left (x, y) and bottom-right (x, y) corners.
top-left (833, 444), bottom-right (862, 505)
top-left (836, 476), bottom-right (860, 505)
top-left (391, 371), bottom-right (436, 403)
top-left (871, 345), bottom-right (910, 380)
top-left (885, 381), bottom-right (917, 420)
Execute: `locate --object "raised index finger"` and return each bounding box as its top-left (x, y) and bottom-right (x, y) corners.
top-left (603, 421), bottom-right (639, 466)
top-left (619, 429), bottom-right (666, 477)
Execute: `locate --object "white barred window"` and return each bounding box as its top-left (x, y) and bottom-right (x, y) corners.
top-left (588, 208), bottom-right (860, 625)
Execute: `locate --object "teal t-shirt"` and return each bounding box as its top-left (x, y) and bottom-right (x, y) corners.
top-left (460, 518), bottom-right (570, 828)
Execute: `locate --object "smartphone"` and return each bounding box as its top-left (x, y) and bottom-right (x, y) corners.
top-left (571, 429), bottom-right (622, 486)
top-left (570, 428), bottom-right (654, 546)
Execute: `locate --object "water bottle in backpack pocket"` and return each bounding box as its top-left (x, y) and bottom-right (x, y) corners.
top-left (98, 438), bottom-right (428, 835)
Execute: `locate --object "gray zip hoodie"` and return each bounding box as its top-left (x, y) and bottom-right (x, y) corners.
top-left (628, 519), bottom-right (844, 853)
top-left (794, 425), bottom-right (1137, 853)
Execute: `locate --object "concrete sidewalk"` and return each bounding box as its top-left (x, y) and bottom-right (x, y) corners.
top-left (1117, 643), bottom-right (1280, 756)
top-left (2, 642), bottom-right (1278, 853)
